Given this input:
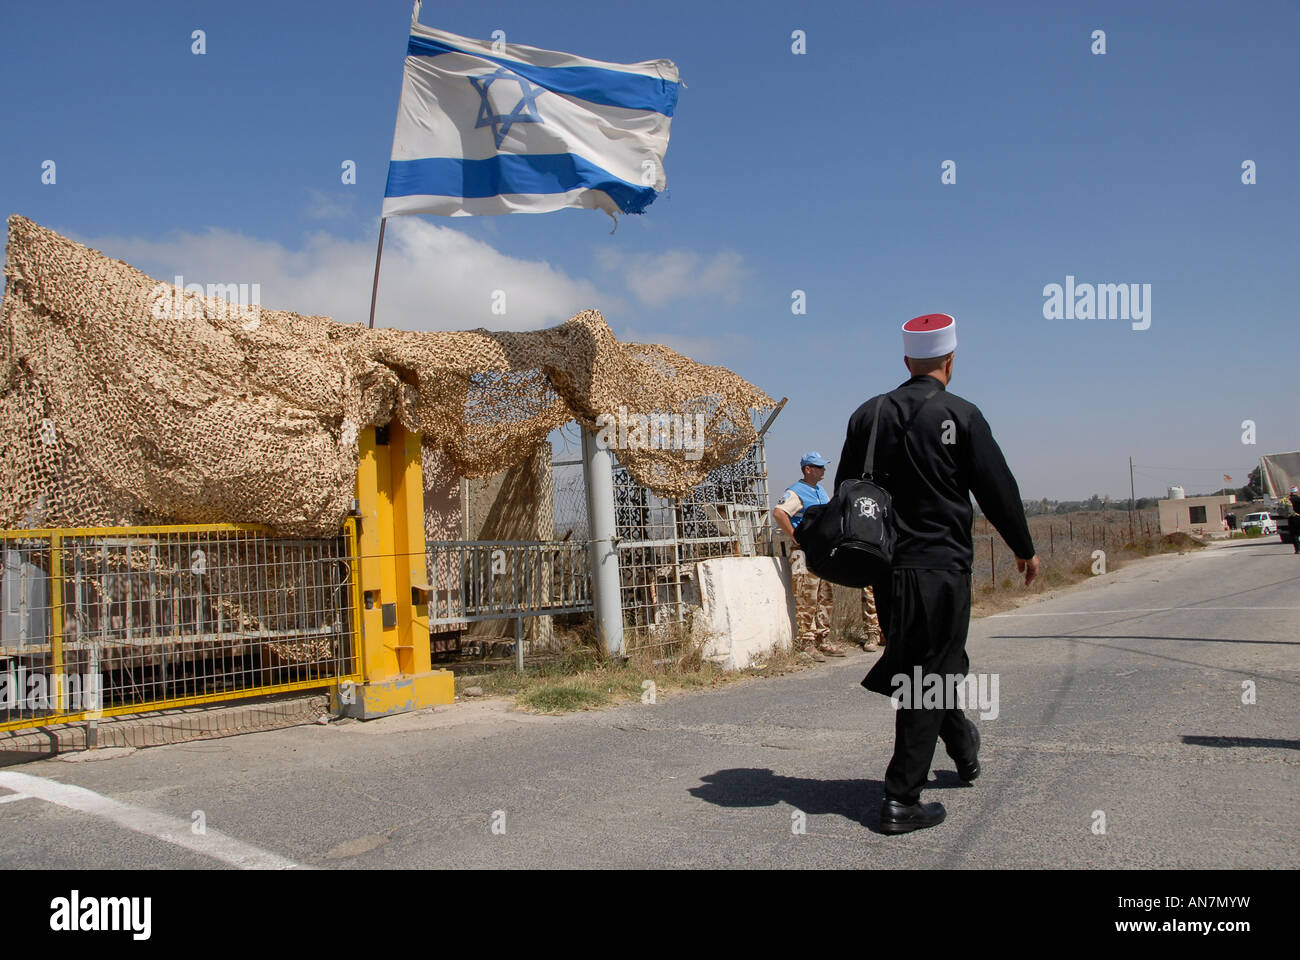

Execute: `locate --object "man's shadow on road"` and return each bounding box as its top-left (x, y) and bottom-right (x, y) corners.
top-left (688, 768), bottom-right (972, 834)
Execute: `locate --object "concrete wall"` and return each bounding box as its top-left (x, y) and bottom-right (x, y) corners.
top-left (695, 556), bottom-right (794, 670)
top-left (1158, 495), bottom-right (1235, 535)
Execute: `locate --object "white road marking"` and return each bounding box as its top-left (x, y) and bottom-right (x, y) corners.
top-left (0, 771), bottom-right (301, 869)
top-left (990, 607), bottom-right (1300, 618)
top-left (0, 793), bottom-right (31, 804)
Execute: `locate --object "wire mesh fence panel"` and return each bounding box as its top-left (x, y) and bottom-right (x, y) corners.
top-left (612, 437), bottom-right (772, 651)
top-left (678, 438), bottom-right (772, 557)
top-left (1, 526), bottom-right (359, 732)
top-left (551, 460), bottom-right (589, 540)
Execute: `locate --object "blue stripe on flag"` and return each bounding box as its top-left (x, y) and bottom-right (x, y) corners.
top-left (407, 35), bottom-right (678, 117)
top-left (385, 154), bottom-right (659, 214)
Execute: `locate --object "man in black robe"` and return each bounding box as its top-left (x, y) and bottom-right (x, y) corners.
top-left (834, 313), bottom-right (1038, 833)
top-left (1289, 486), bottom-right (1300, 553)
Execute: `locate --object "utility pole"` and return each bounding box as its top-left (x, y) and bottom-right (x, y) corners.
top-left (1129, 456), bottom-right (1136, 541)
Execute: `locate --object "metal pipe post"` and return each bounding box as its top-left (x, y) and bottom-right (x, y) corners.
top-left (367, 218), bottom-right (387, 330)
top-left (582, 426), bottom-right (625, 657)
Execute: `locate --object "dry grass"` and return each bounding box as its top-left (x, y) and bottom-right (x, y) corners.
top-left (453, 617), bottom-right (806, 715)
top-left (969, 510), bottom-right (1205, 617)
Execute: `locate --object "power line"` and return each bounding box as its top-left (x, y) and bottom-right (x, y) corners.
top-left (1131, 463), bottom-right (1252, 473)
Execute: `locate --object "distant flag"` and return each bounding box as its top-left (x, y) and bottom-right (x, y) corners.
top-left (1224, 474), bottom-right (1233, 484)
top-left (382, 2), bottom-right (680, 220)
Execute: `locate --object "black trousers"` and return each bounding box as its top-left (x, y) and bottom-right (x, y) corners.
top-left (863, 568), bottom-right (977, 805)
top-left (1290, 516), bottom-right (1300, 553)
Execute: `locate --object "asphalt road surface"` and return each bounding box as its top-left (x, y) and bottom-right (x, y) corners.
top-left (2, 539), bottom-right (1296, 869)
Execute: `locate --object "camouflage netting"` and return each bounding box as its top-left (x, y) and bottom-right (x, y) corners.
top-left (1, 215), bottom-right (772, 535)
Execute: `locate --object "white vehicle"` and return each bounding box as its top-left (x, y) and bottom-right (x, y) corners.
top-left (1241, 512), bottom-right (1277, 535)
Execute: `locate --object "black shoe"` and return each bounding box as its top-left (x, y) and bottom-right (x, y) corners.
top-left (879, 798), bottom-right (946, 834)
top-left (956, 720), bottom-right (980, 783)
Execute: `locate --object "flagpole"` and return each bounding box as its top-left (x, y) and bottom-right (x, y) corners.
top-left (367, 217), bottom-right (387, 330)
top-left (369, 1), bottom-right (416, 330)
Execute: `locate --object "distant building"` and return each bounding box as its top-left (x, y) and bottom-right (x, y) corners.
top-left (1158, 493), bottom-right (1235, 536)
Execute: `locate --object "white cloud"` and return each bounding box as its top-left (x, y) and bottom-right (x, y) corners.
top-left (601, 248), bottom-right (747, 308)
top-left (302, 187), bottom-right (359, 222)
top-left (617, 326), bottom-right (752, 364)
top-left (80, 218), bottom-right (614, 332)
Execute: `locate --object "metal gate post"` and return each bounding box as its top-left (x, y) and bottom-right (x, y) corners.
top-left (335, 421), bottom-right (454, 719)
top-left (582, 426), bottom-right (625, 657)
top-left (49, 533), bottom-right (65, 715)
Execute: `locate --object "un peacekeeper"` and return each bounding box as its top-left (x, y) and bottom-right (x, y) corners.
top-left (773, 454), bottom-right (887, 657)
top-left (833, 313), bottom-right (1039, 834)
top-left (772, 453), bottom-right (848, 661)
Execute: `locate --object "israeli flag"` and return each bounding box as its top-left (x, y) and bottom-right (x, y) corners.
top-left (383, 10), bottom-right (680, 219)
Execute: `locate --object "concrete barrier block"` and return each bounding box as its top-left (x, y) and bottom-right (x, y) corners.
top-left (696, 556), bottom-right (795, 670)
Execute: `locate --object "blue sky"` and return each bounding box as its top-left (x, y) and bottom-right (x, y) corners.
top-left (2, 0), bottom-right (1296, 501)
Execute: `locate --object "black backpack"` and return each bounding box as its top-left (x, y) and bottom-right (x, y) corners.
top-left (793, 387), bottom-right (939, 587)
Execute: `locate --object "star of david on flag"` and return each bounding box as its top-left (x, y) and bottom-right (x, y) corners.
top-left (382, 4), bottom-right (681, 218)
top-left (469, 67), bottom-right (545, 148)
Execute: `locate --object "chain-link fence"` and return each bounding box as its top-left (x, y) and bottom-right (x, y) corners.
top-left (550, 447), bottom-right (589, 541)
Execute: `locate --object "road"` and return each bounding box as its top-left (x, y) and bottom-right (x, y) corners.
top-left (1, 539), bottom-right (1296, 869)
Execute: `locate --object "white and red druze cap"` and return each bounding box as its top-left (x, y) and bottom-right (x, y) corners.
top-left (901, 313), bottom-right (957, 359)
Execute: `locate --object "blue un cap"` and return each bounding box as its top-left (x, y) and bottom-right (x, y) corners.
top-left (800, 451), bottom-right (830, 468)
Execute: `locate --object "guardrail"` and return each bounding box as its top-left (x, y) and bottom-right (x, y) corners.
top-left (424, 539), bottom-right (593, 626)
top-left (1, 523), bottom-right (361, 732)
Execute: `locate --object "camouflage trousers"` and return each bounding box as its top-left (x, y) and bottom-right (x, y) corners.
top-left (793, 572), bottom-right (884, 647)
top-left (782, 531), bottom-right (884, 647)
top-left (860, 583), bottom-right (884, 644)
top-left (793, 571), bottom-right (834, 647)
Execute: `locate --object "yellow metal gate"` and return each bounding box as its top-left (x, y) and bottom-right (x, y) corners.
top-left (0, 522), bottom-right (362, 732)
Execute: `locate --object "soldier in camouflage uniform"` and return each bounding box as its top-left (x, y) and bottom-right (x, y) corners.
top-left (773, 452), bottom-right (849, 661)
top-left (773, 456), bottom-right (885, 652)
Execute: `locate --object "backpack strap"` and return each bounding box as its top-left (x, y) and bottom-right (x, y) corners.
top-left (861, 387), bottom-right (940, 480)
